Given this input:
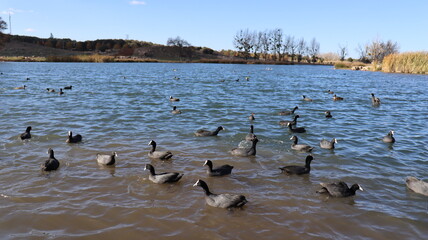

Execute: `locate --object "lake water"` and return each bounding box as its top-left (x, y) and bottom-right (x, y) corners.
top-left (0, 62), bottom-right (427, 239)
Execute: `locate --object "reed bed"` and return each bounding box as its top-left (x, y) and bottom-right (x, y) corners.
top-left (382, 52), bottom-right (428, 74)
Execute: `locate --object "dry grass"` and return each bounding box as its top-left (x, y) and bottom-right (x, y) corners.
top-left (333, 61), bottom-right (368, 69)
top-left (0, 56), bottom-right (45, 62)
top-left (46, 55), bottom-right (114, 62)
top-left (382, 52), bottom-right (428, 74)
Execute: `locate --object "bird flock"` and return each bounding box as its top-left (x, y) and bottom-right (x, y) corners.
top-left (12, 76), bottom-right (427, 212)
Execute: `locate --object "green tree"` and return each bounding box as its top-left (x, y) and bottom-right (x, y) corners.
top-left (271, 28), bottom-right (283, 61)
top-left (167, 36), bottom-right (191, 47)
top-left (55, 40), bottom-right (64, 49)
top-left (113, 43), bottom-right (122, 50)
top-left (0, 17), bottom-right (7, 47)
top-left (44, 39), bottom-right (53, 48)
top-left (65, 41), bottom-right (74, 50)
top-left (85, 41), bottom-right (93, 51)
top-left (75, 42), bottom-right (84, 51)
top-left (233, 29), bottom-right (254, 59)
top-left (166, 36), bottom-right (192, 60)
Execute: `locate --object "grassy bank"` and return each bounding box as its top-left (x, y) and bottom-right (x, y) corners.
top-left (0, 56), bottom-right (46, 62)
top-left (382, 52), bottom-right (428, 74)
top-left (333, 61), bottom-right (369, 70)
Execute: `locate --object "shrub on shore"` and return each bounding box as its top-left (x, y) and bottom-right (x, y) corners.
top-left (334, 61), bottom-right (369, 70)
top-left (334, 62), bottom-right (352, 69)
top-left (382, 52), bottom-right (428, 74)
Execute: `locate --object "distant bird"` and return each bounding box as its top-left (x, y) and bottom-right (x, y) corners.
top-left (278, 106), bottom-right (298, 116)
top-left (231, 136), bottom-right (258, 156)
top-left (320, 138), bottom-right (337, 149)
top-left (20, 126), bottom-right (32, 140)
top-left (290, 135), bottom-right (313, 152)
top-left (405, 176), bottom-right (428, 196)
top-left (144, 164), bottom-right (183, 184)
top-left (148, 140), bottom-right (173, 160)
top-left (333, 94), bottom-right (344, 101)
top-left (58, 88), bottom-right (64, 95)
top-left (325, 111), bottom-right (332, 118)
top-left (203, 160), bottom-right (234, 176)
top-left (96, 152), bottom-right (117, 165)
top-left (316, 181), bottom-right (363, 198)
top-left (287, 122), bottom-right (306, 133)
top-left (26, 77), bottom-right (30, 80)
top-left (41, 148), bottom-right (60, 171)
top-left (279, 115), bottom-right (300, 126)
top-left (14, 85), bottom-right (26, 89)
top-left (64, 85), bottom-right (72, 90)
top-left (193, 179), bottom-right (247, 209)
top-left (171, 106), bottom-right (182, 114)
top-left (248, 113), bottom-right (255, 121)
top-left (169, 96), bottom-right (180, 102)
top-left (302, 95), bottom-right (313, 101)
top-left (173, 76), bottom-right (180, 80)
top-left (279, 155), bottom-right (314, 175)
top-left (327, 90), bottom-right (334, 94)
top-left (371, 93), bottom-right (381, 105)
top-left (46, 88), bottom-right (55, 92)
top-left (66, 131), bottom-right (82, 143)
top-left (245, 76), bottom-right (250, 81)
top-left (245, 125), bottom-right (256, 141)
top-left (382, 130), bottom-right (395, 143)
top-left (195, 126), bottom-right (225, 137)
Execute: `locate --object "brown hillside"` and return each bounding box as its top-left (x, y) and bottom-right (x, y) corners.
top-left (0, 39), bottom-right (223, 61)
top-left (0, 40), bottom-right (85, 57)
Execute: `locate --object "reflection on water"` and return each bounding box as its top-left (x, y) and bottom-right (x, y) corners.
top-left (0, 62), bottom-right (427, 239)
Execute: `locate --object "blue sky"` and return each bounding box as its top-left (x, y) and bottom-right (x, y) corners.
top-left (1, 0), bottom-right (427, 57)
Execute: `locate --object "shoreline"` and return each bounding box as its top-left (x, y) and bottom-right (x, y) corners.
top-left (0, 55), bottom-right (333, 65)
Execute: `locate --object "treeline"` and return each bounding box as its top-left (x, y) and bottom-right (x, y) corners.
top-left (233, 28), bottom-right (321, 63)
top-left (3, 34), bottom-right (157, 56)
top-left (355, 39), bottom-right (399, 63)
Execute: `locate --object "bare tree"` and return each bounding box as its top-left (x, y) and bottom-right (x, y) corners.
top-left (296, 38), bottom-right (307, 62)
top-left (366, 38), bottom-right (399, 63)
top-left (383, 40), bottom-right (399, 58)
top-left (167, 36), bottom-right (191, 47)
top-left (286, 36), bottom-right (297, 62)
top-left (271, 28), bottom-right (283, 61)
top-left (308, 38), bottom-right (320, 63)
top-left (233, 29), bottom-right (254, 59)
top-left (356, 44), bottom-right (370, 63)
top-left (259, 30), bottom-right (271, 60)
top-left (282, 35), bottom-right (293, 61)
top-left (338, 44), bottom-right (347, 61)
top-left (252, 31), bottom-right (262, 60)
